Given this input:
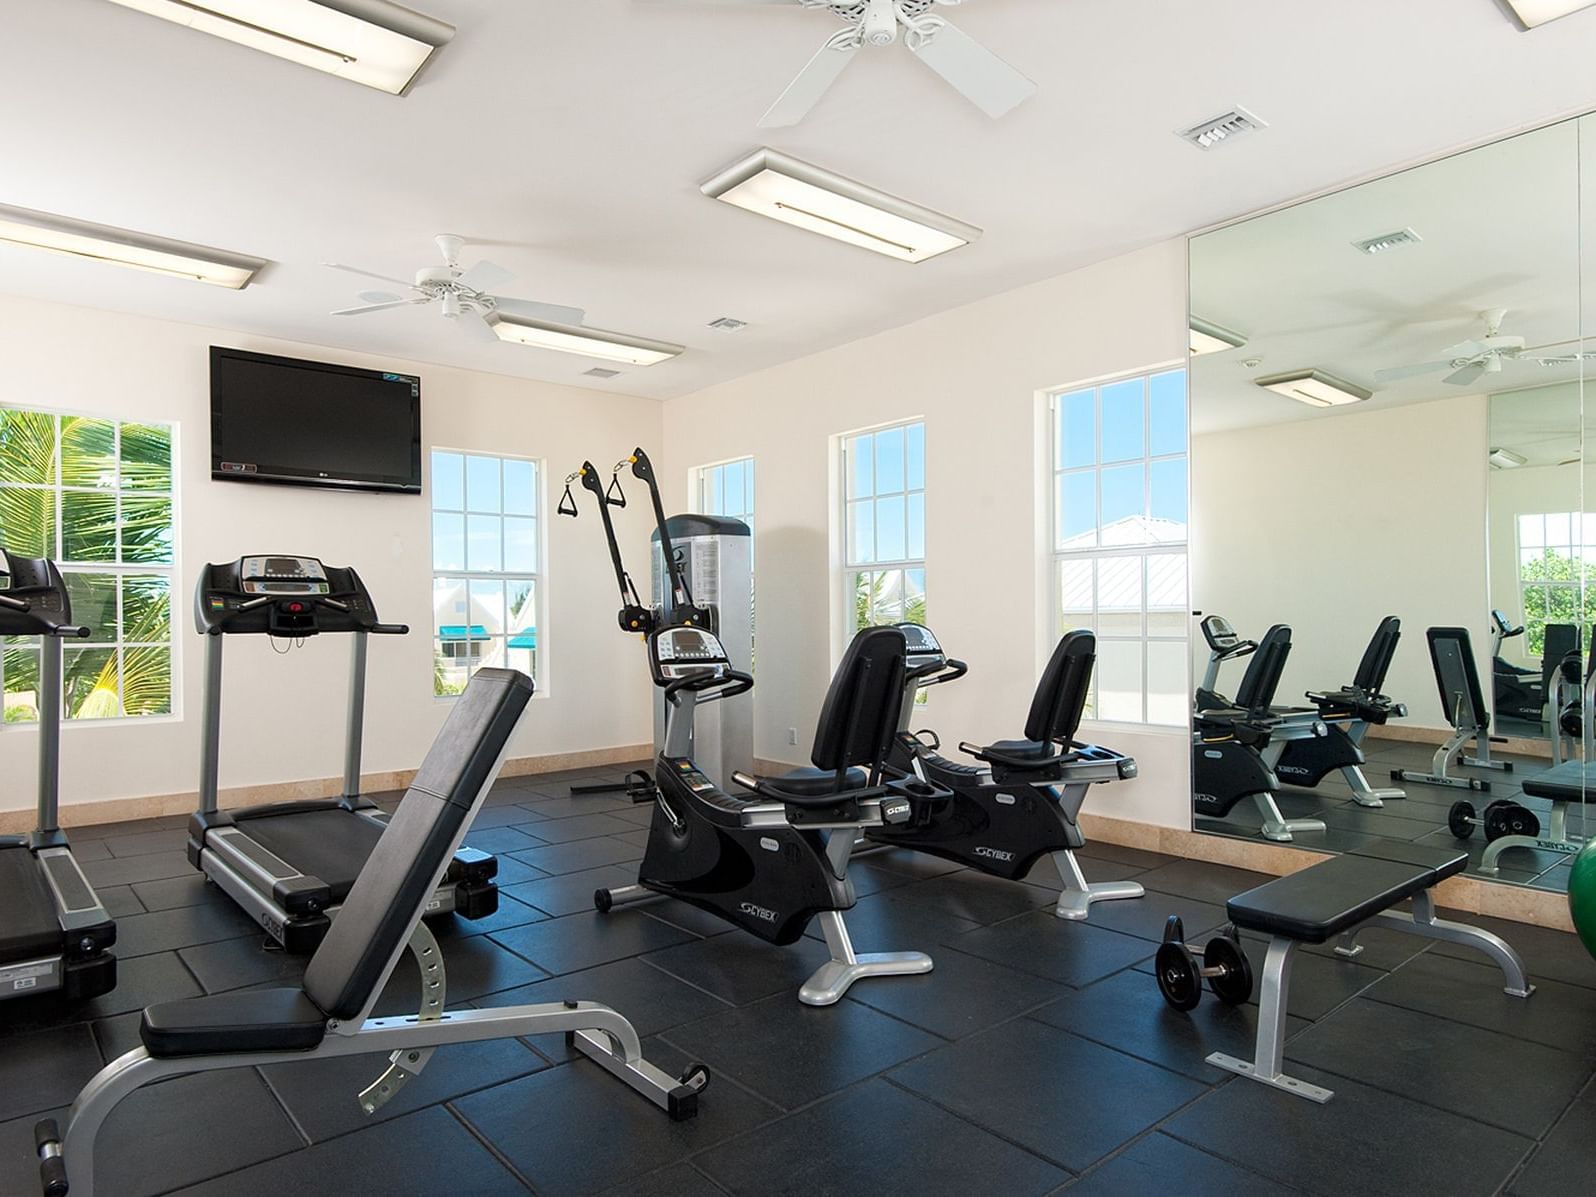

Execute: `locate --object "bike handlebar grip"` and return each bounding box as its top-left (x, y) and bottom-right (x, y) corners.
top-left (371, 623), bottom-right (410, 635)
top-left (55, 625), bottom-right (91, 639)
top-left (35, 1120), bottom-right (67, 1196)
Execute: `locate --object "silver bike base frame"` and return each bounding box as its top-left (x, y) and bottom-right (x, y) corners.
top-left (1051, 848), bottom-right (1144, 920)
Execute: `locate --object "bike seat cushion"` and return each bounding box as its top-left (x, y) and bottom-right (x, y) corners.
top-left (986, 739), bottom-right (1049, 760)
top-left (141, 987), bottom-right (328, 1057)
top-left (768, 766), bottom-right (868, 797)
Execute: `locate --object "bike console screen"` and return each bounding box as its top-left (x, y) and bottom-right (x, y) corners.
top-left (649, 625), bottom-right (730, 686)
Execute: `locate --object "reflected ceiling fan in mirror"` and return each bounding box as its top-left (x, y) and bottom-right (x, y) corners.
top-left (653, 0), bottom-right (1036, 127)
top-left (1374, 308), bottom-right (1596, 387)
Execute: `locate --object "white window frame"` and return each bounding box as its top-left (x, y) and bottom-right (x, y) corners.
top-left (693, 456), bottom-right (756, 530)
top-left (839, 418), bottom-right (926, 639)
top-left (1048, 366), bottom-right (1189, 728)
top-left (0, 407), bottom-right (180, 726)
top-left (1514, 511), bottom-right (1593, 659)
top-left (428, 448), bottom-right (546, 699)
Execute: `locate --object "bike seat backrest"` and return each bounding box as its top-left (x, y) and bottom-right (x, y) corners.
top-left (808, 626), bottom-right (908, 785)
top-left (1541, 622), bottom-right (1579, 689)
top-left (302, 668), bottom-right (533, 1019)
top-left (1351, 616), bottom-right (1401, 693)
top-left (1023, 629), bottom-right (1095, 745)
top-left (1426, 627), bottom-right (1488, 734)
top-left (1234, 625), bottom-right (1291, 713)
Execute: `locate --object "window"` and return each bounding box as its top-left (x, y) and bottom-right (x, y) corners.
top-left (0, 408), bottom-right (175, 723)
top-left (696, 457), bottom-right (755, 530)
top-left (1051, 368), bottom-right (1188, 725)
top-left (1516, 512), bottom-right (1595, 656)
top-left (430, 450), bottom-right (541, 696)
top-left (843, 421), bottom-right (925, 634)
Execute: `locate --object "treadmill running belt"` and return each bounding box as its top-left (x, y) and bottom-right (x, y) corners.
top-left (236, 809), bottom-right (382, 902)
top-left (0, 844), bottom-right (64, 958)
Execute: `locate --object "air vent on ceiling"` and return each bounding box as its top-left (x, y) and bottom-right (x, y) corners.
top-left (707, 316), bottom-right (749, 332)
top-left (1178, 106), bottom-right (1266, 150)
top-left (1353, 227), bottom-right (1422, 255)
top-left (583, 367), bottom-right (621, 379)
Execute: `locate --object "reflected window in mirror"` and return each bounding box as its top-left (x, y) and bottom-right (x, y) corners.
top-left (1050, 367), bottom-right (1189, 726)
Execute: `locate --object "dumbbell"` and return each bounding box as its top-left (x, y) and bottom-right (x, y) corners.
top-left (1448, 799), bottom-right (1541, 843)
top-left (1154, 916), bottom-right (1254, 1011)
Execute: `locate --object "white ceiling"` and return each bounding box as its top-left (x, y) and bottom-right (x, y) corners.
top-left (7, 0), bottom-right (1596, 400)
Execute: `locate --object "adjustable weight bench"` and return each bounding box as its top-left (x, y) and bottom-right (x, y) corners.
top-left (1206, 841), bottom-right (1532, 1104)
top-left (1391, 627), bottom-right (1510, 793)
top-left (35, 670), bottom-right (705, 1197)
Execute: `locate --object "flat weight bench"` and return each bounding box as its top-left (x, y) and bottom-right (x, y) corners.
top-left (1208, 841), bottom-right (1533, 1104)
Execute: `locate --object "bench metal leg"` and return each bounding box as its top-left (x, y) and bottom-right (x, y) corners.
top-left (1206, 937), bottom-right (1335, 1103)
top-left (1051, 849), bottom-right (1144, 921)
top-left (1252, 793), bottom-right (1325, 842)
top-left (1479, 804), bottom-right (1583, 876)
top-left (1358, 891), bottom-right (1534, 997)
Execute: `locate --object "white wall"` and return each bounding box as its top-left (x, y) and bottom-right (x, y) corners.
top-left (1191, 394), bottom-right (1490, 730)
top-left (661, 240), bottom-right (1194, 830)
top-left (0, 294), bottom-right (663, 814)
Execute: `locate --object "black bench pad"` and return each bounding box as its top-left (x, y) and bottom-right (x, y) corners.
top-left (1226, 844), bottom-right (1467, 945)
top-left (141, 987), bottom-right (328, 1057)
top-left (1521, 760), bottom-right (1596, 801)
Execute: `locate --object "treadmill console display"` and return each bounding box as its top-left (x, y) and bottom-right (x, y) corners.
top-left (650, 625), bottom-right (731, 683)
top-left (238, 555), bottom-right (331, 596)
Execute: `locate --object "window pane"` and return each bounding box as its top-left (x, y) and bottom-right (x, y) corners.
top-left (3, 646), bottom-right (40, 723)
top-left (0, 409), bottom-right (57, 485)
top-left (64, 646), bottom-right (117, 719)
top-left (433, 576), bottom-right (469, 696)
top-left (123, 575), bottom-right (171, 644)
top-left (1147, 554), bottom-right (1189, 636)
top-left (876, 495), bottom-right (907, 561)
top-left (0, 485), bottom-right (56, 557)
top-left (60, 417), bottom-right (117, 489)
top-left (1519, 514), bottom-right (1545, 548)
top-left (1146, 640), bottom-right (1188, 726)
top-left (1149, 458), bottom-right (1188, 537)
top-left (504, 516), bottom-right (538, 572)
top-left (1096, 639), bottom-right (1143, 722)
top-left (907, 493), bottom-right (925, 560)
top-left (433, 512), bottom-right (465, 571)
top-left (466, 455), bottom-right (501, 513)
top-left (120, 496), bottom-right (174, 563)
top-left (1100, 464), bottom-right (1145, 542)
top-left (848, 433), bottom-right (874, 498)
top-left (432, 451), bottom-right (464, 510)
top-left (743, 460), bottom-right (756, 517)
top-left (121, 645), bottom-right (171, 715)
top-left (1548, 512), bottom-right (1572, 551)
top-left (502, 458), bottom-right (536, 517)
top-left (470, 579), bottom-right (506, 639)
top-left (864, 569), bottom-right (905, 626)
top-left (1149, 370), bottom-right (1187, 458)
top-left (120, 423), bottom-right (172, 492)
top-left (850, 571), bottom-right (872, 633)
top-left (848, 500), bottom-right (876, 564)
top-left (1097, 556), bottom-right (1143, 636)
top-left (876, 426), bottom-right (906, 493)
top-left (65, 573), bottom-right (117, 642)
top-left (507, 579), bottom-right (537, 679)
top-left (466, 514), bottom-right (502, 572)
top-left (906, 423), bottom-right (925, 491)
top-left (1058, 472), bottom-right (1097, 549)
top-left (61, 491), bottom-right (117, 562)
top-left (724, 461), bottom-right (744, 512)
top-left (905, 568), bottom-right (926, 625)
top-left (1057, 389), bottom-right (1095, 469)
top-left (1100, 379), bottom-right (1145, 463)
top-left (1059, 559), bottom-right (1094, 631)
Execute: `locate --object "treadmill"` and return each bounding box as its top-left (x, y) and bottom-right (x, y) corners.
top-left (186, 555), bottom-right (498, 952)
top-left (0, 548), bottom-right (116, 1001)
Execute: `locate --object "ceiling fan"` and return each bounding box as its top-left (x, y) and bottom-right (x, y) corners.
top-left (1374, 308), bottom-right (1596, 388)
top-left (671, 0), bottom-right (1036, 128)
top-left (324, 235), bottom-right (585, 341)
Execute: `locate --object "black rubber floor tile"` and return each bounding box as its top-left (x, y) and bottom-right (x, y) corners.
top-left (112, 900), bottom-right (259, 958)
top-left (661, 991), bottom-right (942, 1109)
top-left (641, 931), bottom-right (835, 1006)
top-left (0, 1105), bottom-right (68, 1197)
top-left (697, 1077), bottom-right (1066, 1197)
top-left (890, 1018), bottom-right (1204, 1173)
top-left (1315, 804), bottom-right (1452, 839)
top-left (1363, 950), bottom-right (1596, 1055)
top-left (635, 897), bottom-right (740, 938)
top-left (1032, 967), bottom-right (1310, 1084)
top-left (503, 863), bottom-right (640, 917)
top-left (464, 801), bottom-right (548, 828)
top-left (519, 794), bottom-right (637, 819)
top-left (1135, 859), bottom-right (1273, 905)
top-left (463, 824), bottom-right (548, 855)
top-left (70, 813), bottom-right (188, 840)
top-left (509, 835), bottom-right (643, 875)
top-left (492, 910), bottom-right (695, 976)
top-left (1162, 1061), bottom-right (1531, 1197)
top-left (1077, 841), bottom-right (1180, 870)
top-left (91, 1010), bottom-right (144, 1061)
top-left (801, 885), bottom-right (982, 950)
top-left (180, 936), bottom-right (305, 994)
top-left (598, 1161), bottom-right (729, 1196)
top-left (103, 828), bottom-right (188, 857)
top-left (614, 828), bottom-right (653, 850)
top-left (1510, 1092), bottom-right (1596, 1196)
top-left (168, 1103), bottom-right (521, 1196)
top-left (95, 883), bottom-right (144, 917)
top-left (1289, 998), bottom-right (1586, 1137)
top-left (0, 1023), bottom-right (102, 1121)
top-left (1064, 1131), bottom-right (1294, 1196)
top-left (379, 933), bottom-right (549, 1005)
top-left (70, 837), bottom-right (112, 862)
top-left (487, 854), bottom-right (547, 887)
top-left (883, 869), bottom-right (1056, 925)
top-left (525, 812), bottom-right (639, 843)
top-left (1429, 909), bottom-right (1596, 990)
top-left (1080, 890), bottom-right (1229, 943)
top-left (81, 849), bottom-right (194, 887)
top-left (613, 804), bottom-right (658, 827)
top-left (83, 949), bottom-right (202, 1017)
top-left (131, 872), bottom-right (227, 912)
top-left (430, 891), bottom-right (546, 941)
top-left (1299, 922), bottom-right (1433, 971)
top-left (261, 1036), bottom-right (547, 1141)
top-left (96, 1069), bottom-right (305, 1197)
top-left (456, 1057), bottom-right (776, 1196)
top-left (844, 942), bottom-right (1066, 1039)
top-left (853, 845), bottom-right (969, 879)
top-left (948, 911), bottom-right (1152, 987)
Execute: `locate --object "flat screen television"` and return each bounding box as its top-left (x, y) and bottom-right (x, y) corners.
top-left (210, 346), bottom-right (422, 493)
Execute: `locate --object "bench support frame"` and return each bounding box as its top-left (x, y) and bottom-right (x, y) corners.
top-left (1206, 888), bottom-right (1534, 1103)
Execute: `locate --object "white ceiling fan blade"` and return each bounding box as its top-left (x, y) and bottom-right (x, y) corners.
top-left (1438, 338), bottom-right (1487, 360)
top-left (1373, 360), bottom-right (1453, 383)
top-left (457, 259), bottom-right (515, 293)
top-left (758, 33), bottom-right (859, 128)
top-left (907, 18), bottom-right (1036, 119)
top-left (1445, 362), bottom-right (1488, 387)
top-left (331, 298), bottom-right (428, 316)
top-left (459, 310), bottom-right (500, 343)
top-left (494, 297), bottom-right (587, 327)
top-left (358, 290), bottom-right (405, 304)
top-left (324, 262), bottom-right (414, 288)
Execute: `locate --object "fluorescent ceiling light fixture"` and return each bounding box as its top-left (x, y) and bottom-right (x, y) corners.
top-left (1190, 316), bottom-right (1247, 355)
top-left (491, 315), bottom-right (684, 367)
top-left (101, 0), bottom-right (454, 95)
top-left (701, 148), bottom-right (981, 264)
top-left (1489, 447), bottom-right (1528, 469)
top-left (0, 202), bottom-right (266, 289)
top-left (1255, 368), bottom-right (1372, 409)
top-left (1500, 1), bottom-right (1596, 28)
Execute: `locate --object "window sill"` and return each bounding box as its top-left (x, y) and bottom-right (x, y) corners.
top-left (1078, 718), bottom-right (1188, 739)
top-left (0, 712), bottom-right (184, 731)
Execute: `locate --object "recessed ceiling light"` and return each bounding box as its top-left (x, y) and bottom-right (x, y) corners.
top-left (1489, 447), bottom-right (1528, 469)
top-left (701, 148), bottom-right (981, 264)
top-left (583, 367), bottom-right (622, 379)
top-left (1189, 317), bottom-right (1247, 355)
top-left (1501, 1), bottom-right (1596, 28)
top-left (707, 316), bottom-right (749, 332)
top-left (101, 0), bottom-right (454, 95)
top-left (0, 202), bottom-right (266, 288)
top-left (492, 315), bottom-right (684, 367)
top-left (1255, 369), bottom-right (1371, 408)
top-left (1178, 107), bottom-right (1266, 150)
top-left (1353, 227), bottom-right (1422, 255)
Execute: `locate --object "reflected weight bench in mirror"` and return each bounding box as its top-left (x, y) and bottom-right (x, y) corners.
top-left (1391, 627), bottom-right (1511, 793)
top-left (1206, 841), bottom-right (1532, 1103)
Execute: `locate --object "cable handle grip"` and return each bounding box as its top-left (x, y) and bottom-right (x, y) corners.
top-left (35, 1119), bottom-right (67, 1196)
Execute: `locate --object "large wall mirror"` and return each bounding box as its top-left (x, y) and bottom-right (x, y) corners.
top-left (1188, 114), bottom-right (1594, 893)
